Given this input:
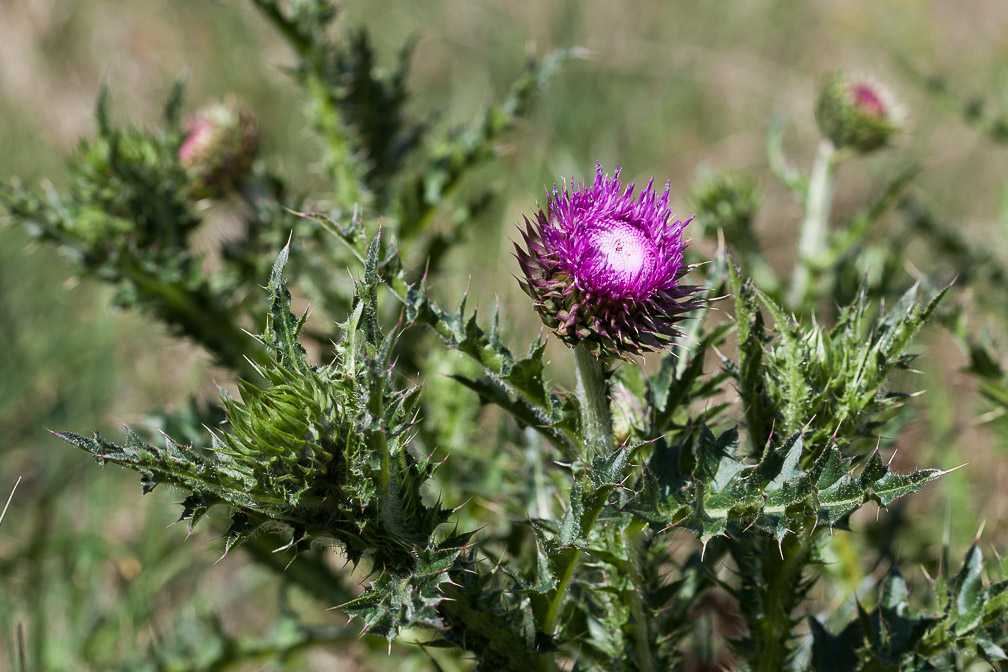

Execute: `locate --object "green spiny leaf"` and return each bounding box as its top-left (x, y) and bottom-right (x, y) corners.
top-left (357, 229), bottom-right (383, 346)
top-left (727, 259), bottom-right (773, 455)
top-left (626, 425), bottom-right (944, 543)
top-left (265, 242), bottom-right (309, 369)
top-left (394, 47), bottom-right (584, 243)
top-left (809, 541), bottom-right (1008, 668)
top-left (727, 267), bottom-right (951, 459)
top-left (650, 321), bottom-right (733, 435)
top-left (340, 535), bottom-right (471, 642)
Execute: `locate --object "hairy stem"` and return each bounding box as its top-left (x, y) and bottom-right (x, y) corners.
top-left (537, 345), bottom-right (615, 636)
top-left (787, 138), bottom-right (837, 308)
top-left (573, 343), bottom-right (612, 457)
top-left (626, 521), bottom-right (657, 672)
top-left (525, 427), bottom-right (551, 520)
top-left (249, 0), bottom-right (366, 207)
top-left (735, 533), bottom-right (816, 671)
top-left (118, 259), bottom-right (264, 380)
top-left (439, 576), bottom-right (556, 672)
top-left (540, 498), bottom-right (606, 638)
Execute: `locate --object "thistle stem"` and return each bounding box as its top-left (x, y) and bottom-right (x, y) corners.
top-left (118, 259), bottom-right (264, 380)
top-left (626, 520), bottom-right (656, 672)
top-left (540, 496), bottom-right (606, 637)
top-left (525, 427), bottom-right (551, 520)
top-left (540, 347), bottom-right (613, 639)
top-left (787, 138), bottom-right (838, 308)
top-left (740, 533), bottom-right (816, 672)
top-left (573, 343), bottom-right (612, 457)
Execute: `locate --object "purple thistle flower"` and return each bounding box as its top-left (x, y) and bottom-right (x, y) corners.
top-left (515, 163), bottom-right (702, 359)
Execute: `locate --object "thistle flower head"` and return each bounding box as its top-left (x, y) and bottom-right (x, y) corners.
top-left (515, 163), bottom-right (701, 359)
top-left (815, 71), bottom-right (903, 153)
top-left (179, 100), bottom-right (259, 198)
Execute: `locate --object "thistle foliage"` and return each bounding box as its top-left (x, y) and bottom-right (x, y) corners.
top-left (7, 1), bottom-right (1008, 671)
top-left (59, 242), bottom-right (448, 569)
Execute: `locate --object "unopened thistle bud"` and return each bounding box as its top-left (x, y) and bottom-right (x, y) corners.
top-left (688, 171), bottom-right (761, 241)
top-left (514, 163), bottom-right (702, 359)
top-left (814, 71), bottom-right (902, 153)
top-left (179, 101), bottom-right (259, 198)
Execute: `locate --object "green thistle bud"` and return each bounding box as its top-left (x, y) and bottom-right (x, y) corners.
top-left (814, 71), bottom-right (902, 153)
top-left (179, 100), bottom-right (259, 198)
top-left (687, 170), bottom-right (761, 241)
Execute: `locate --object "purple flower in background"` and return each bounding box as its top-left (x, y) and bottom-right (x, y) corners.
top-left (515, 163), bottom-right (701, 359)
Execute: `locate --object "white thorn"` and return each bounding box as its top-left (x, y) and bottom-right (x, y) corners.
top-left (0, 476), bottom-right (22, 528)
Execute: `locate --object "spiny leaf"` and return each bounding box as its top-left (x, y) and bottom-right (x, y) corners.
top-left (395, 47), bottom-right (584, 242)
top-left (330, 223), bottom-right (580, 455)
top-left (55, 244), bottom-right (448, 571)
top-left (811, 543), bottom-right (1008, 669)
top-left (356, 229), bottom-right (383, 346)
top-left (726, 259), bottom-right (773, 455)
top-left (265, 242), bottom-right (309, 370)
top-left (727, 265), bottom-right (950, 458)
top-left (625, 425), bottom-right (944, 543)
top-left (952, 543), bottom-right (987, 636)
top-left (649, 321), bottom-right (733, 435)
top-left (340, 535), bottom-right (472, 642)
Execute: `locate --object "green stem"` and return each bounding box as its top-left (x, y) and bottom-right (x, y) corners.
top-left (540, 497), bottom-right (606, 637)
top-left (249, 0), bottom-right (366, 208)
top-left (439, 576), bottom-right (556, 672)
top-left (573, 343), bottom-right (612, 457)
top-left (118, 260), bottom-right (264, 380)
top-left (742, 533), bottom-right (816, 672)
top-left (305, 74), bottom-right (366, 207)
top-left (538, 345), bottom-right (614, 636)
top-left (787, 138), bottom-right (838, 308)
top-left (243, 536), bottom-right (353, 606)
top-left (626, 521), bottom-right (656, 672)
top-left (525, 427), bottom-right (551, 520)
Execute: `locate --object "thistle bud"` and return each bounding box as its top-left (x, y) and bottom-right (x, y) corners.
top-left (687, 171), bottom-right (760, 241)
top-left (814, 71), bottom-right (902, 153)
top-left (179, 100), bottom-right (259, 198)
top-left (514, 163), bottom-right (702, 360)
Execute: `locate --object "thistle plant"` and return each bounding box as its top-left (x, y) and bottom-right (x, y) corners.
top-left (6, 2), bottom-right (1008, 671)
top-left (515, 163), bottom-right (702, 458)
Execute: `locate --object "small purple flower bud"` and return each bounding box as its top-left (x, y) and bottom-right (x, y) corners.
top-left (179, 100), bottom-right (259, 198)
top-left (514, 163), bottom-right (702, 359)
top-left (814, 71), bottom-right (903, 153)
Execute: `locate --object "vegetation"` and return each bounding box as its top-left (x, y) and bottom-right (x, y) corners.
top-left (5, 1), bottom-right (1008, 669)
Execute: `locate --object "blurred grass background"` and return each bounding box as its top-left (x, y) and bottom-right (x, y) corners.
top-left (4, 0), bottom-right (1008, 668)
